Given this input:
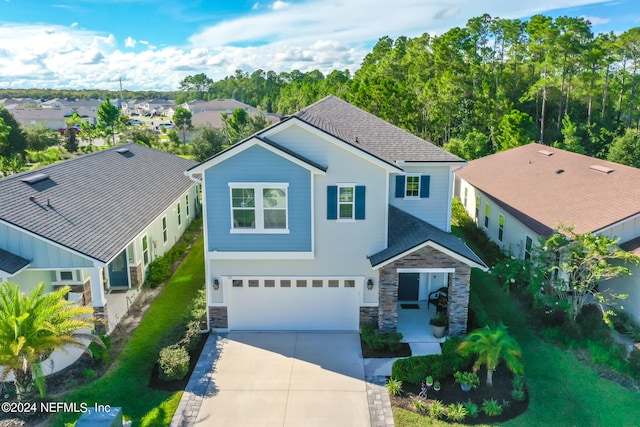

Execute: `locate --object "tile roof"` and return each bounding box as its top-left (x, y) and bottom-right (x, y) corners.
top-left (456, 143), bottom-right (640, 236)
top-left (292, 95), bottom-right (463, 165)
top-left (369, 205), bottom-right (486, 268)
top-left (0, 248), bottom-right (30, 274)
top-left (0, 143), bottom-right (196, 263)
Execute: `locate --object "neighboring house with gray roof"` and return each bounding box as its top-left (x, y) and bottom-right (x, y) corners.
top-left (186, 95), bottom-right (485, 337)
top-left (455, 143), bottom-right (640, 321)
top-left (0, 143), bottom-right (198, 332)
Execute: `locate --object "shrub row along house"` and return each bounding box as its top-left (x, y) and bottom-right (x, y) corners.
top-left (455, 143), bottom-right (640, 322)
top-left (0, 143), bottom-right (197, 333)
top-left (186, 96), bottom-right (486, 336)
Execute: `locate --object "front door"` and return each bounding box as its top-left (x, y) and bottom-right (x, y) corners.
top-left (398, 273), bottom-right (419, 301)
top-left (108, 249), bottom-right (129, 288)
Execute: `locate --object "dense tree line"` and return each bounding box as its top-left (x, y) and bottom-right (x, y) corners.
top-left (0, 88), bottom-right (175, 101)
top-left (179, 14), bottom-right (640, 161)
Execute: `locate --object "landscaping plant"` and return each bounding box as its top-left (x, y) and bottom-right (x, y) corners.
top-left (385, 378), bottom-right (403, 396)
top-left (481, 398), bottom-right (503, 416)
top-left (457, 322), bottom-right (524, 387)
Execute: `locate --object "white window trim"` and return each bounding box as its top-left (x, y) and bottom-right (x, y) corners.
top-left (228, 182), bottom-right (290, 234)
top-left (142, 234), bottom-right (150, 267)
top-left (185, 194), bottom-right (190, 218)
top-left (337, 183), bottom-right (355, 221)
top-left (56, 270), bottom-right (78, 282)
top-left (177, 202), bottom-right (182, 227)
top-left (524, 235), bottom-right (534, 260)
top-left (404, 174), bottom-right (421, 199)
top-left (498, 214), bottom-right (505, 242)
top-left (162, 216), bottom-right (168, 245)
top-left (484, 202), bottom-right (490, 229)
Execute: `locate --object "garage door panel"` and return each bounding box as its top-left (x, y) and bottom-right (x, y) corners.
top-left (228, 279), bottom-right (360, 331)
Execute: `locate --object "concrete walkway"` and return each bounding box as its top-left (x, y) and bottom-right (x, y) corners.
top-left (172, 332), bottom-right (394, 427)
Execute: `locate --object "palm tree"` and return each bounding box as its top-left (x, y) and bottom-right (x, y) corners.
top-left (0, 282), bottom-right (96, 401)
top-left (457, 323), bottom-right (524, 387)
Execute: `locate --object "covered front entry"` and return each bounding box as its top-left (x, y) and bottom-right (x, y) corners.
top-left (226, 277), bottom-right (360, 331)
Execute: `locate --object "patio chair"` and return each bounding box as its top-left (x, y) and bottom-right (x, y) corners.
top-left (428, 286), bottom-right (448, 313)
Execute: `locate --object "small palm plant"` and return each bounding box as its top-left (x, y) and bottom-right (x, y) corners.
top-left (457, 322), bottom-right (523, 387)
top-left (0, 282), bottom-right (96, 401)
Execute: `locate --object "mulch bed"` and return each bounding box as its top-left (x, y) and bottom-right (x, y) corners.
top-left (148, 333), bottom-right (208, 392)
top-left (390, 364), bottom-right (528, 424)
top-left (360, 338), bottom-right (412, 358)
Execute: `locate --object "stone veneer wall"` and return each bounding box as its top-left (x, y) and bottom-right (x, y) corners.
top-left (359, 307), bottom-right (378, 328)
top-left (129, 264), bottom-right (143, 287)
top-left (209, 307), bottom-right (228, 329)
top-left (93, 305), bottom-right (108, 335)
top-left (378, 245), bottom-right (471, 336)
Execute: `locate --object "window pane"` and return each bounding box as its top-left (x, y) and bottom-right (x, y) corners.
top-left (339, 187), bottom-right (353, 202)
top-left (263, 188), bottom-right (286, 208)
top-left (60, 271), bottom-right (73, 281)
top-left (406, 176), bottom-right (419, 197)
top-left (233, 210), bottom-right (255, 228)
top-left (232, 188), bottom-right (255, 207)
top-left (264, 210), bottom-right (286, 228)
top-left (339, 203), bottom-right (353, 218)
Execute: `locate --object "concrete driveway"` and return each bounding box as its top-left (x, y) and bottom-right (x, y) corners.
top-left (188, 332), bottom-right (371, 427)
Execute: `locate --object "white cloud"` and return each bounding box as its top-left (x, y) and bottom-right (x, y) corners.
top-left (71, 22), bottom-right (78, 28)
top-left (252, 2), bottom-right (260, 10)
top-left (271, 1), bottom-right (290, 11)
top-left (0, 0), bottom-right (618, 91)
top-left (582, 15), bottom-right (610, 25)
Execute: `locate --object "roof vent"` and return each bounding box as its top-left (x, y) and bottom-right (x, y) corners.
top-left (590, 164), bottom-right (614, 174)
top-left (556, 169), bottom-right (565, 174)
top-left (537, 150), bottom-right (554, 156)
top-left (21, 173), bottom-right (50, 185)
top-left (116, 148), bottom-right (130, 154)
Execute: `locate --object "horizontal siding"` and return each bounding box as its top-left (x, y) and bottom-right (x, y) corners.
top-left (389, 166), bottom-right (452, 231)
top-left (204, 145), bottom-right (312, 252)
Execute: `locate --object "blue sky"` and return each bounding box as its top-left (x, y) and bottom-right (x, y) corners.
top-left (0, 0), bottom-right (638, 91)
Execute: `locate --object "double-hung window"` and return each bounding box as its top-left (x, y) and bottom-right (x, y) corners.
top-left (484, 203), bottom-right (490, 229)
top-left (498, 214), bottom-right (505, 242)
top-left (394, 175), bottom-right (430, 199)
top-left (338, 185), bottom-right (355, 219)
top-left (405, 175), bottom-right (420, 198)
top-left (230, 183), bottom-right (288, 233)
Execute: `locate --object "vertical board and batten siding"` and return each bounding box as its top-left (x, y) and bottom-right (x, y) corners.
top-left (204, 144), bottom-right (312, 253)
top-left (601, 265), bottom-right (640, 323)
top-left (0, 222), bottom-right (93, 268)
top-left (389, 165), bottom-right (451, 231)
top-left (456, 179), bottom-right (541, 259)
top-left (596, 216), bottom-right (640, 244)
top-left (208, 122), bottom-right (387, 279)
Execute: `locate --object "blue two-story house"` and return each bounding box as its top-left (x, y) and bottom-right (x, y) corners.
top-left (186, 96), bottom-right (485, 336)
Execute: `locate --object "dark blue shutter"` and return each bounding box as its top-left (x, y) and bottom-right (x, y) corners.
top-left (420, 175), bottom-right (430, 198)
top-left (355, 186), bottom-right (366, 220)
top-left (327, 185), bottom-right (337, 219)
top-left (395, 175), bottom-right (405, 198)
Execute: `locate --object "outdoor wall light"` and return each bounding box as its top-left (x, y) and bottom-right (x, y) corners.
top-left (213, 279), bottom-right (220, 290)
top-left (367, 279), bottom-right (374, 290)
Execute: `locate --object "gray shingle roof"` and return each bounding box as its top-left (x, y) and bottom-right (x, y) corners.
top-left (369, 205), bottom-right (486, 268)
top-left (0, 248), bottom-right (30, 274)
top-left (0, 143), bottom-right (196, 263)
top-left (293, 96), bottom-right (463, 165)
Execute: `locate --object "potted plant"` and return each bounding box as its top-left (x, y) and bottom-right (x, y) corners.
top-left (454, 371), bottom-right (480, 392)
top-left (430, 312), bottom-right (447, 338)
top-left (425, 375), bottom-right (434, 387)
top-left (433, 381), bottom-right (441, 392)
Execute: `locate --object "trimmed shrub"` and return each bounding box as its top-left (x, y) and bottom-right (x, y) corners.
top-left (146, 256), bottom-right (171, 288)
top-left (158, 345), bottom-right (190, 381)
top-left (384, 332), bottom-right (404, 351)
top-left (361, 324), bottom-right (385, 350)
top-left (180, 320), bottom-right (202, 352)
top-left (451, 198), bottom-right (503, 265)
top-left (628, 348), bottom-right (640, 379)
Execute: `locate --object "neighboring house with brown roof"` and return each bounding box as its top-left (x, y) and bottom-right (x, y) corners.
top-left (455, 143), bottom-right (640, 320)
top-left (0, 143), bottom-right (198, 333)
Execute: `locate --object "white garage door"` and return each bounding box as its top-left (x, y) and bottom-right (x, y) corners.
top-left (227, 277), bottom-right (360, 331)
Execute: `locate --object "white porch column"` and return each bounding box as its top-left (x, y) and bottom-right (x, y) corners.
top-left (90, 267), bottom-right (106, 307)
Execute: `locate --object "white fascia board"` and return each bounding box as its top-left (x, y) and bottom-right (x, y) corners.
top-left (0, 219), bottom-right (100, 266)
top-left (261, 117), bottom-right (403, 173)
top-left (186, 137), bottom-right (325, 175)
top-left (396, 161), bottom-right (467, 167)
top-left (593, 211), bottom-right (640, 236)
top-left (371, 240), bottom-right (488, 271)
top-left (208, 251), bottom-right (315, 260)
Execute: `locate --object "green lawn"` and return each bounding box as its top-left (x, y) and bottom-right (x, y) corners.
top-left (53, 234), bottom-right (205, 427)
top-left (394, 269), bottom-right (640, 426)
